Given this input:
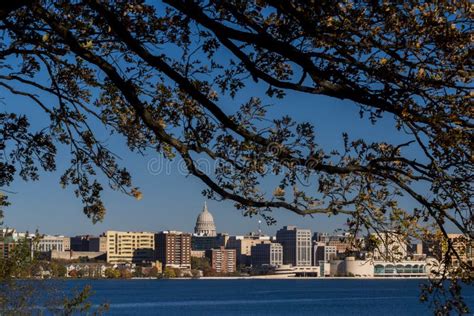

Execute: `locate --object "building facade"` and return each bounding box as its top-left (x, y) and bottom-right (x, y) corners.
top-left (205, 247), bottom-right (236, 273)
top-left (226, 233), bottom-right (271, 266)
top-left (191, 233), bottom-right (228, 251)
top-left (105, 231), bottom-right (155, 264)
top-left (155, 231), bottom-right (191, 269)
top-left (89, 236), bottom-right (107, 252)
top-left (0, 236), bottom-right (16, 259)
top-left (313, 232), bottom-right (355, 254)
top-left (251, 242), bottom-right (283, 267)
top-left (276, 226), bottom-right (312, 267)
top-left (35, 235), bottom-right (70, 252)
top-left (313, 242), bottom-right (337, 265)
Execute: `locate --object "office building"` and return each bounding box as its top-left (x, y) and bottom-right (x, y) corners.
top-left (251, 242), bottom-right (283, 267)
top-left (276, 226), bottom-right (312, 267)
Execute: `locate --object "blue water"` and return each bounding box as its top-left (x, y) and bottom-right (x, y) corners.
top-left (52, 279), bottom-right (473, 315)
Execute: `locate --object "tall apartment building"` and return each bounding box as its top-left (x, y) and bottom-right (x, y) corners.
top-left (226, 233), bottom-right (271, 266)
top-left (205, 247), bottom-right (236, 273)
top-left (105, 231), bottom-right (155, 264)
top-left (155, 231), bottom-right (191, 269)
top-left (251, 242), bottom-right (283, 267)
top-left (276, 226), bottom-right (312, 267)
top-left (35, 235), bottom-right (70, 252)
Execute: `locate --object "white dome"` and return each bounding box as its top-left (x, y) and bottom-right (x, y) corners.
top-left (194, 202), bottom-right (217, 237)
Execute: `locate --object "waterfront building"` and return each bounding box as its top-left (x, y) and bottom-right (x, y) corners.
top-left (191, 233), bottom-right (228, 251)
top-left (313, 241), bottom-right (337, 265)
top-left (35, 235), bottom-right (70, 252)
top-left (226, 233), bottom-right (271, 266)
top-left (155, 231), bottom-right (191, 269)
top-left (326, 256), bottom-right (437, 278)
top-left (105, 230), bottom-right (155, 264)
top-left (194, 202), bottom-right (217, 237)
top-left (251, 242), bottom-right (283, 267)
top-left (276, 226), bottom-right (312, 267)
top-left (205, 246), bottom-right (236, 273)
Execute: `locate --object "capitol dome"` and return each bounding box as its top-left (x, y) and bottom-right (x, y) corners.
top-left (194, 202), bottom-right (217, 237)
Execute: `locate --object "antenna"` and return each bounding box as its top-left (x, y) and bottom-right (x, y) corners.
top-left (258, 219), bottom-right (262, 235)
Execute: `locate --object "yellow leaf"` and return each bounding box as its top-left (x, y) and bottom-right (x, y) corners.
top-left (131, 188), bottom-right (143, 201)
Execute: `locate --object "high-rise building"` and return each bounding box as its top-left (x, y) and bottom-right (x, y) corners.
top-left (194, 202), bottom-right (217, 237)
top-left (276, 226), bottom-right (312, 267)
top-left (155, 231), bottom-right (191, 269)
top-left (205, 246), bottom-right (236, 273)
top-left (105, 231), bottom-right (155, 264)
top-left (227, 233), bottom-right (271, 266)
top-left (251, 242), bottom-right (283, 267)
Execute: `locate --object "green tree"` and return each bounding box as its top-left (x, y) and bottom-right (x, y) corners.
top-left (104, 268), bottom-right (120, 279)
top-left (191, 257), bottom-right (213, 276)
top-left (0, 1), bottom-right (472, 313)
top-left (163, 267), bottom-right (177, 279)
top-left (50, 261), bottom-right (67, 278)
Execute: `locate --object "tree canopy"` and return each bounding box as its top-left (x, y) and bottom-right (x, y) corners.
top-left (0, 1), bottom-right (472, 313)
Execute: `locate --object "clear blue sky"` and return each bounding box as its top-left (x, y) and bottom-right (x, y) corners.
top-left (3, 77), bottom-right (421, 237)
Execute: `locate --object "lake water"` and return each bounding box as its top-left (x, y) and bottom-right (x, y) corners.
top-left (50, 279), bottom-right (473, 315)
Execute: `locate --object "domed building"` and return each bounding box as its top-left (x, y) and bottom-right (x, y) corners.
top-left (194, 202), bottom-right (217, 237)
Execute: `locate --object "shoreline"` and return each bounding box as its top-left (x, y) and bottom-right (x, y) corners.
top-left (177, 276), bottom-right (429, 280)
